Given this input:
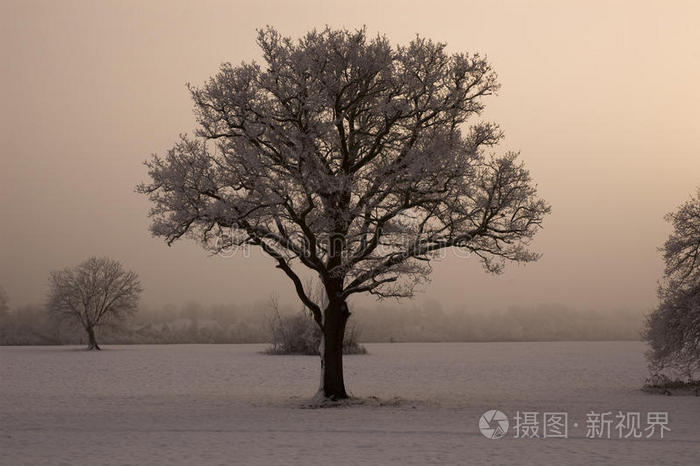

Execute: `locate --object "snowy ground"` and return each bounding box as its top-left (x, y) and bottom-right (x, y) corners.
top-left (1, 342), bottom-right (698, 465)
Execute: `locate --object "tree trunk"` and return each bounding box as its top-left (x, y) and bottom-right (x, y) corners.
top-left (319, 299), bottom-right (350, 399)
top-left (86, 326), bottom-right (100, 351)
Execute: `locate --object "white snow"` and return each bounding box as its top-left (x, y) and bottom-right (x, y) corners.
top-left (1, 342), bottom-right (698, 465)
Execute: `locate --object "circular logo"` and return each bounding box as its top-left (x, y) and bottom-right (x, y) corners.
top-left (479, 410), bottom-right (509, 439)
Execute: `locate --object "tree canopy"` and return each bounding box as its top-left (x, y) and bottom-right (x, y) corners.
top-left (139, 27), bottom-right (549, 320)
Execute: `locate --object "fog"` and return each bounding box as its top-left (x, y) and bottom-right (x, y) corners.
top-left (0, 299), bottom-right (644, 345)
top-left (1, 0), bottom-right (699, 318)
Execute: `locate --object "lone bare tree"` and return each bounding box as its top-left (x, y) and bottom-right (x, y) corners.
top-left (645, 188), bottom-right (700, 381)
top-left (138, 27), bottom-right (550, 399)
top-left (47, 257), bottom-right (142, 350)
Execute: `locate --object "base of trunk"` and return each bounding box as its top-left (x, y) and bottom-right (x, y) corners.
top-left (310, 389), bottom-right (352, 406)
top-left (322, 388), bottom-right (350, 400)
top-left (86, 327), bottom-right (100, 350)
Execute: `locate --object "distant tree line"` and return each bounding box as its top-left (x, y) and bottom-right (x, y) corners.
top-left (355, 304), bottom-right (645, 342)
top-left (1, 293), bottom-right (645, 346)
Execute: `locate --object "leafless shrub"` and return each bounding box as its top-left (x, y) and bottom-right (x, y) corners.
top-left (265, 294), bottom-right (366, 355)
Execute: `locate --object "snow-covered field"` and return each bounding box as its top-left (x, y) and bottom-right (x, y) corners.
top-left (1, 342), bottom-right (698, 465)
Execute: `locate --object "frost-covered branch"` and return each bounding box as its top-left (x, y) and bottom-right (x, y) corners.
top-left (138, 26), bottom-right (549, 304)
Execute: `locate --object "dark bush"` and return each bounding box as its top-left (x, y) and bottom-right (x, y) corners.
top-left (265, 309), bottom-right (367, 355)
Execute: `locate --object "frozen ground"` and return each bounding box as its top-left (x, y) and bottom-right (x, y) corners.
top-left (1, 342), bottom-right (698, 465)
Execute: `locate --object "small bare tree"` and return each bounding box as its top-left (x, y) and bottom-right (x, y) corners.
top-left (47, 257), bottom-right (142, 350)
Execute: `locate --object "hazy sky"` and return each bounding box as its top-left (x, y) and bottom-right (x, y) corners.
top-left (1, 0), bottom-right (698, 313)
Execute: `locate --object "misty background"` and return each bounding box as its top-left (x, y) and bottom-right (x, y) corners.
top-left (0, 299), bottom-right (644, 346)
top-left (2, 0), bottom-right (699, 341)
